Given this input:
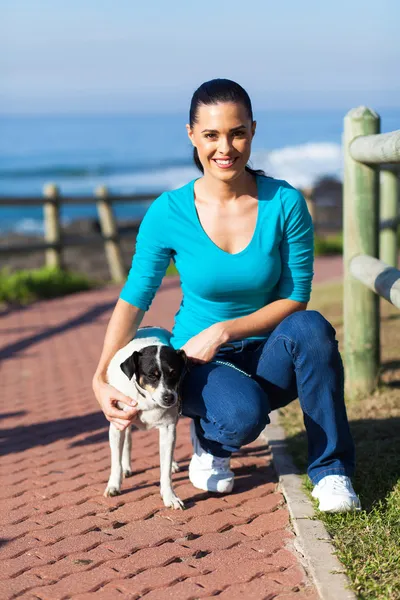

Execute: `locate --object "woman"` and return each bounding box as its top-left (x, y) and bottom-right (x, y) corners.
top-left (93, 79), bottom-right (360, 513)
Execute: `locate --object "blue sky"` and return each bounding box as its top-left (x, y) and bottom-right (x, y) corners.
top-left (1, 0), bottom-right (399, 114)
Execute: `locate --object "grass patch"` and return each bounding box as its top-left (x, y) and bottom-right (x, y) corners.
top-left (0, 266), bottom-right (99, 305)
top-left (314, 233), bottom-right (343, 256)
top-left (279, 282), bottom-right (400, 599)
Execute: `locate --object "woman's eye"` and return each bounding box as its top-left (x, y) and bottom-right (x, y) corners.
top-left (205, 133), bottom-right (216, 139)
top-left (233, 130), bottom-right (245, 137)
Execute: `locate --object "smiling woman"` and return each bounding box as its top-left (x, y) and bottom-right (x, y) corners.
top-left (187, 79), bottom-right (265, 179)
top-left (93, 78), bottom-right (361, 513)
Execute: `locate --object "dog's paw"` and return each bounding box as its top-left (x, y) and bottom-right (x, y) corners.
top-left (171, 461), bottom-right (180, 473)
top-left (123, 469), bottom-right (133, 478)
top-left (104, 486), bottom-right (121, 497)
top-left (162, 492), bottom-right (185, 510)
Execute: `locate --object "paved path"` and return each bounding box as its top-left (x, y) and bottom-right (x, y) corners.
top-left (0, 257), bottom-right (342, 599)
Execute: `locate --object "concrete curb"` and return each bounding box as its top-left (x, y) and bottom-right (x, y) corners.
top-left (262, 411), bottom-right (357, 600)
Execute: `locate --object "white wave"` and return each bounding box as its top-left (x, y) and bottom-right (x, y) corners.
top-left (14, 218), bottom-right (44, 235)
top-left (251, 142), bottom-right (342, 189)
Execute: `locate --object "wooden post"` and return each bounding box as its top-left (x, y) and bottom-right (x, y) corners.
top-left (95, 185), bottom-right (126, 283)
top-left (302, 187), bottom-right (317, 235)
top-left (43, 183), bottom-right (62, 269)
top-left (343, 107), bottom-right (380, 397)
top-left (380, 169), bottom-right (399, 267)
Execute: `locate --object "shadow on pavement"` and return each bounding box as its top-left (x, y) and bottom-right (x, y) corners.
top-left (0, 411), bottom-right (107, 456)
top-left (0, 301), bottom-right (115, 361)
top-left (0, 410), bottom-right (27, 420)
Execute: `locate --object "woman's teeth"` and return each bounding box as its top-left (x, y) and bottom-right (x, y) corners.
top-left (214, 158), bottom-right (236, 167)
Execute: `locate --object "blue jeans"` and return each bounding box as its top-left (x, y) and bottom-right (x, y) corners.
top-left (181, 310), bottom-right (355, 485)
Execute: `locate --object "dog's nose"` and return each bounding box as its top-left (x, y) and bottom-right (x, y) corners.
top-left (163, 393), bottom-right (175, 406)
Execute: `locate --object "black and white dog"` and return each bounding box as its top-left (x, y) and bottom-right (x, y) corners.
top-left (104, 327), bottom-right (187, 509)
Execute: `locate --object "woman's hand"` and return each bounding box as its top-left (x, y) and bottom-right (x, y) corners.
top-left (180, 322), bottom-right (229, 364)
top-left (93, 378), bottom-right (139, 431)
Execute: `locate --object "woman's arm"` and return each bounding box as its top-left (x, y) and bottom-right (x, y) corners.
top-left (93, 298), bottom-right (144, 384)
top-left (93, 193), bottom-right (172, 428)
top-left (92, 299), bottom-right (145, 430)
top-left (181, 299), bottom-right (307, 363)
top-left (219, 298), bottom-right (307, 343)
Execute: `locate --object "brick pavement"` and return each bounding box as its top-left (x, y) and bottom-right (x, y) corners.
top-left (0, 263), bottom-right (338, 599)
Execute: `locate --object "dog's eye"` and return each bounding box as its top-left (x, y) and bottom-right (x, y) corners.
top-left (167, 369), bottom-right (176, 377)
top-left (148, 371), bottom-right (160, 380)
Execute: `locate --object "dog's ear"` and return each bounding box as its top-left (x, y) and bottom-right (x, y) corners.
top-left (175, 349), bottom-right (187, 364)
top-left (176, 349), bottom-right (191, 372)
top-left (120, 351), bottom-right (140, 380)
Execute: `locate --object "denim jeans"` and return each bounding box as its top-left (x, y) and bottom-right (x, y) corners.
top-left (180, 310), bottom-right (355, 485)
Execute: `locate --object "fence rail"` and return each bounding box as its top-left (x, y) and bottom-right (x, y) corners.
top-left (343, 106), bottom-right (400, 397)
top-left (350, 255), bottom-right (400, 309)
top-left (349, 127), bottom-right (400, 164)
top-left (0, 193), bottom-right (157, 206)
top-left (0, 185), bottom-right (156, 282)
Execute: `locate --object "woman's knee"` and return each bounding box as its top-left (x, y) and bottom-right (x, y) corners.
top-left (182, 363), bottom-right (270, 448)
top-left (282, 310), bottom-right (336, 345)
top-left (212, 383), bottom-right (270, 447)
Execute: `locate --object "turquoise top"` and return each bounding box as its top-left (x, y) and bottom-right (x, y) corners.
top-left (120, 175), bottom-right (314, 349)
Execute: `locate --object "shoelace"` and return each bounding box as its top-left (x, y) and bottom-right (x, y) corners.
top-left (321, 476), bottom-right (351, 493)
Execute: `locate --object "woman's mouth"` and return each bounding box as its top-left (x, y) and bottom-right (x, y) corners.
top-left (212, 158), bottom-right (237, 169)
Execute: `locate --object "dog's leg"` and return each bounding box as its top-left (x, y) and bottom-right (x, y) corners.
top-left (104, 424), bottom-right (125, 497)
top-left (159, 424), bottom-right (184, 509)
top-left (121, 424), bottom-right (133, 478)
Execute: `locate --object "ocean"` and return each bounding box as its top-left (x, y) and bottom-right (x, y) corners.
top-left (1, 109), bottom-right (398, 235)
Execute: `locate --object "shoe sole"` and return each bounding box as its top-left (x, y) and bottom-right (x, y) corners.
top-left (189, 469), bottom-right (234, 494)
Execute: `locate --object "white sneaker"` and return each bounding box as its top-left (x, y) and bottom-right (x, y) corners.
top-left (312, 475), bottom-right (361, 513)
top-left (188, 420), bottom-right (234, 493)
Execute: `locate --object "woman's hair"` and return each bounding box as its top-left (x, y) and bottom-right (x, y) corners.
top-left (189, 78), bottom-right (266, 177)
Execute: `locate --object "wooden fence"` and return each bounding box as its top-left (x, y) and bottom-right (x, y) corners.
top-left (0, 186), bottom-right (157, 283)
top-left (343, 106), bottom-right (400, 397)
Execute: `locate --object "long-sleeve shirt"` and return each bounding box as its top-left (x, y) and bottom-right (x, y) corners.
top-left (120, 175), bottom-right (314, 350)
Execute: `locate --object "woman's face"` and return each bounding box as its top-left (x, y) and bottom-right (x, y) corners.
top-left (187, 101), bottom-right (256, 182)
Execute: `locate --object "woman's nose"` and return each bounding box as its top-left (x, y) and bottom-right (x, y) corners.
top-left (217, 136), bottom-right (232, 154)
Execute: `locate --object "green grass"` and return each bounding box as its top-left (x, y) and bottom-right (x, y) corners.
top-left (0, 260), bottom-right (178, 308)
top-left (313, 225), bottom-right (400, 257)
top-left (314, 233), bottom-right (343, 256)
top-left (0, 266), bottom-right (99, 305)
top-left (279, 282), bottom-right (400, 600)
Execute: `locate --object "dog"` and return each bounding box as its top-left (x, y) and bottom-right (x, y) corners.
top-left (104, 326), bottom-right (187, 509)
